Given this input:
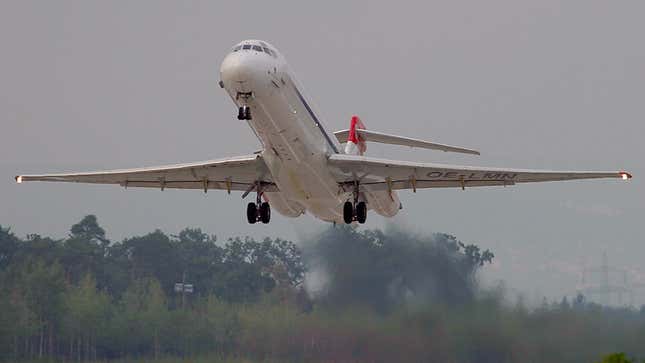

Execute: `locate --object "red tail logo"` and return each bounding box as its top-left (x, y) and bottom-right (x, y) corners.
top-left (347, 115), bottom-right (367, 155)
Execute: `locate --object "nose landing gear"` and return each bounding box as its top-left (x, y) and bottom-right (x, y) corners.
top-left (237, 106), bottom-right (252, 120)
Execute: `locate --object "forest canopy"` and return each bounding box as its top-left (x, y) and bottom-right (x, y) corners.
top-left (1, 216), bottom-right (643, 363)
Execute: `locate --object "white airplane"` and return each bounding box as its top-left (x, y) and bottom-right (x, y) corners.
top-left (15, 40), bottom-right (632, 225)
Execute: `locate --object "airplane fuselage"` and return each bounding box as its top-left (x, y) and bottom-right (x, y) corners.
top-left (220, 40), bottom-right (400, 223)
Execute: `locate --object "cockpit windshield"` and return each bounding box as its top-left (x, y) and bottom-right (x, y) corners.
top-left (232, 43), bottom-right (277, 58)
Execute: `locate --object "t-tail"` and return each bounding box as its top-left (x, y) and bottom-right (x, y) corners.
top-left (345, 115), bottom-right (367, 155)
top-left (334, 116), bottom-right (481, 156)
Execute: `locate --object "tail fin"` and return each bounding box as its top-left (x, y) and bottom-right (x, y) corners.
top-left (345, 115), bottom-right (367, 155)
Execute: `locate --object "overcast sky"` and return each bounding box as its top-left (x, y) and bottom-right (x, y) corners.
top-left (1, 1), bottom-right (643, 305)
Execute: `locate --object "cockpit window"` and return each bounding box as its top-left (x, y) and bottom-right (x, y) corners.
top-left (235, 43), bottom-right (276, 56)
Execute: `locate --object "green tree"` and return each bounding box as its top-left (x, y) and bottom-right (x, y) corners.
top-left (120, 277), bottom-right (169, 358)
top-left (597, 352), bottom-right (634, 363)
top-left (15, 258), bottom-right (67, 359)
top-left (0, 226), bottom-right (19, 271)
top-left (62, 273), bottom-right (111, 361)
top-left (14, 234), bottom-right (62, 266)
top-left (218, 237), bottom-right (278, 302)
top-left (69, 215), bottom-right (108, 247)
top-left (172, 228), bottom-right (223, 300)
top-left (123, 230), bottom-right (181, 294)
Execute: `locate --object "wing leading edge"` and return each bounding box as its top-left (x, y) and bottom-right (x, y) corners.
top-left (15, 155), bottom-right (276, 193)
top-left (328, 154), bottom-right (631, 192)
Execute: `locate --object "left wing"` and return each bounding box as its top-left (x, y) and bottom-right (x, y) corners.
top-left (328, 154), bottom-right (631, 191)
top-left (15, 154), bottom-right (277, 193)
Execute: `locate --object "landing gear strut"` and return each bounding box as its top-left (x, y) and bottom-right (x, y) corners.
top-left (237, 106), bottom-right (252, 120)
top-left (246, 182), bottom-right (270, 224)
top-left (342, 181), bottom-right (367, 224)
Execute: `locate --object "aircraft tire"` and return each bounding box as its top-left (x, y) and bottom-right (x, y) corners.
top-left (343, 201), bottom-right (354, 224)
top-left (259, 202), bottom-right (271, 224)
top-left (356, 201), bottom-right (367, 224)
top-left (246, 202), bottom-right (258, 224)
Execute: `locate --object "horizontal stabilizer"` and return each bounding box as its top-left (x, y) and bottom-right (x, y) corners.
top-left (333, 129), bottom-right (480, 155)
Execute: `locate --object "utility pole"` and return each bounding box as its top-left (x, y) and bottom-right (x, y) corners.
top-left (182, 271), bottom-right (186, 309)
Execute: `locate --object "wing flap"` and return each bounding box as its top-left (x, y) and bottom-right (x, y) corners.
top-left (15, 155), bottom-right (275, 192)
top-left (357, 179), bottom-right (514, 191)
top-left (333, 129), bottom-right (480, 155)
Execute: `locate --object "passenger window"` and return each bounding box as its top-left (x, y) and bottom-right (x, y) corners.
top-left (242, 44), bottom-right (252, 50)
top-left (252, 45), bottom-right (262, 52)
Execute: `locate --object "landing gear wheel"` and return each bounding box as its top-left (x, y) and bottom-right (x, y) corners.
top-left (237, 106), bottom-right (252, 120)
top-left (246, 202), bottom-right (258, 224)
top-left (343, 201), bottom-right (354, 224)
top-left (259, 202), bottom-right (271, 224)
top-left (356, 202), bottom-right (367, 224)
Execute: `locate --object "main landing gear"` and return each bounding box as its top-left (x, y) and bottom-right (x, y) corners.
top-left (246, 183), bottom-right (270, 224)
top-left (343, 201), bottom-right (367, 224)
top-left (342, 181), bottom-right (367, 224)
top-left (237, 106), bottom-right (252, 120)
top-left (247, 201), bottom-right (270, 224)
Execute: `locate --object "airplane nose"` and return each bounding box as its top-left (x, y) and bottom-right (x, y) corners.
top-left (220, 52), bottom-right (261, 84)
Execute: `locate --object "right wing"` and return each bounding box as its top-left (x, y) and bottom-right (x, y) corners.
top-left (333, 129), bottom-right (480, 155)
top-left (15, 154), bottom-right (276, 193)
top-left (328, 154), bottom-right (631, 191)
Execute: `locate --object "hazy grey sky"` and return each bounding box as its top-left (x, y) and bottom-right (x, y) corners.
top-left (1, 1), bottom-right (643, 304)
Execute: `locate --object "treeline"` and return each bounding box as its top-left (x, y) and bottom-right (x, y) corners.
top-left (0, 215), bottom-right (308, 361)
top-left (1, 216), bottom-right (644, 363)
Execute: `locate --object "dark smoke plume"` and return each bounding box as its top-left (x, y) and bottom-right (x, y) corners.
top-left (301, 226), bottom-right (493, 312)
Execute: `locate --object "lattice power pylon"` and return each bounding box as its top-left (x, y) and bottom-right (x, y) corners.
top-left (577, 252), bottom-right (642, 306)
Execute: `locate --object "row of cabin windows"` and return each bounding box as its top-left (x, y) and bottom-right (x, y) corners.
top-left (232, 44), bottom-right (277, 57)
